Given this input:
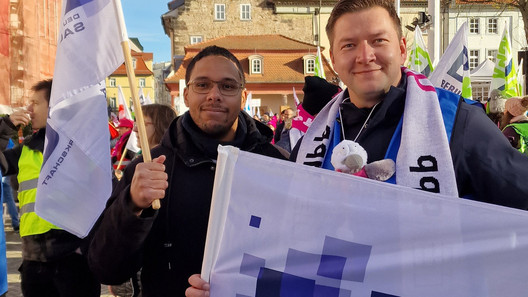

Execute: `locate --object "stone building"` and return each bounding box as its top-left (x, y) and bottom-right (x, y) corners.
top-left (162, 0), bottom-right (318, 73)
top-left (153, 61), bottom-right (173, 107)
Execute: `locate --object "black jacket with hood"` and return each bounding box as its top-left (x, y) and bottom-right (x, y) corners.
top-left (88, 112), bottom-right (288, 296)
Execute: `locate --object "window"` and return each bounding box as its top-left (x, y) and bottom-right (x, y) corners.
top-left (306, 59), bottom-right (315, 74)
top-left (240, 4), bottom-right (251, 20)
top-left (469, 18), bottom-right (479, 34)
top-left (249, 55), bottom-right (263, 75)
top-left (302, 55), bottom-right (317, 75)
top-left (190, 35), bottom-right (203, 44)
top-left (487, 18), bottom-right (498, 34)
top-left (139, 78), bottom-right (146, 88)
top-left (109, 78), bottom-right (116, 87)
top-left (215, 4), bottom-right (226, 21)
top-left (132, 58), bottom-right (137, 69)
top-left (251, 59), bottom-right (262, 74)
top-left (469, 49), bottom-right (480, 69)
top-left (472, 81), bottom-right (490, 102)
top-left (109, 97), bottom-right (117, 109)
top-left (487, 49), bottom-right (498, 63)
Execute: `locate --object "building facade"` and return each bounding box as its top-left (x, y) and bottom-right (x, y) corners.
top-left (153, 61), bottom-right (173, 107)
top-left (106, 49), bottom-right (155, 113)
top-left (162, 0), bottom-right (315, 59)
top-left (165, 35), bottom-right (337, 116)
top-left (447, 1), bottom-right (527, 99)
top-left (1, 0), bottom-right (62, 113)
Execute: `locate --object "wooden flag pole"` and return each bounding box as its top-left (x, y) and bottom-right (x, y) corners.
top-left (115, 147), bottom-right (128, 180)
top-left (113, 0), bottom-right (160, 209)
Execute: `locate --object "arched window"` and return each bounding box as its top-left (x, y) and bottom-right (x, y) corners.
top-left (249, 55), bottom-right (263, 75)
top-left (303, 55), bottom-right (317, 75)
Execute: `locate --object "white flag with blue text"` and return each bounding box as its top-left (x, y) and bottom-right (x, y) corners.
top-left (429, 22), bottom-right (472, 99)
top-left (36, 0), bottom-right (124, 238)
top-left (202, 146), bottom-right (528, 297)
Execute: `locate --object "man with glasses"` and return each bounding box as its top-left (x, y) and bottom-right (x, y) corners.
top-left (88, 45), bottom-right (288, 297)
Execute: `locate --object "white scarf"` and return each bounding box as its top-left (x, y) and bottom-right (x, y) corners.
top-left (296, 68), bottom-right (458, 197)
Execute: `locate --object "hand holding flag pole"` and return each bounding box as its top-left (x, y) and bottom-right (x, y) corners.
top-left (112, 0), bottom-right (160, 209)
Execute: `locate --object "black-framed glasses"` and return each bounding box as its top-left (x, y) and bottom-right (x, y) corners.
top-left (187, 79), bottom-right (243, 96)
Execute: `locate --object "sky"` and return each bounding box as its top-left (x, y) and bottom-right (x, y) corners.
top-left (121, 0), bottom-right (171, 63)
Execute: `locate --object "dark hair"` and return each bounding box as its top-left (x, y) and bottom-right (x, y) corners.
top-left (31, 79), bottom-right (53, 103)
top-left (142, 103), bottom-right (177, 145)
top-left (326, 0), bottom-right (402, 49)
top-left (185, 45), bottom-right (245, 85)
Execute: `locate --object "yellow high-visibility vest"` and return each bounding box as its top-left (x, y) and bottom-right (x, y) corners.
top-left (17, 146), bottom-right (61, 237)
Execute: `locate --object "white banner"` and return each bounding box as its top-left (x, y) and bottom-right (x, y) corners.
top-left (203, 146), bottom-right (528, 297)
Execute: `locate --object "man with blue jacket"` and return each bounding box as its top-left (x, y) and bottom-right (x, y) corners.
top-left (292, 0), bottom-right (528, 207)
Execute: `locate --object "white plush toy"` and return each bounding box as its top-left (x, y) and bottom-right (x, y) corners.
top-left (331, 140), bottom-right (396, 181)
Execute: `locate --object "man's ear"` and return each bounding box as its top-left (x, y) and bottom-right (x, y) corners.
top-left (183, 87), bottom-right (190, 107)
top-left (330, 47), bottom-right (336, 68)
top-left (240, 89), bottom-right (248, 110)
top-left (399, 37), bottom-right (407, 65)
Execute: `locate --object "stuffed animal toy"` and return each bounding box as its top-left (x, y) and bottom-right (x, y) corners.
top-left (331, 140), bottom-right (395, 181)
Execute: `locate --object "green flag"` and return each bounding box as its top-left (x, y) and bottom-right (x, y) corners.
top-left (490, 25), bottom-right (519, 98)
top-left (314, 46), bottom-right (326, 79)
top-left (408, 26), bottom-right (434, 77)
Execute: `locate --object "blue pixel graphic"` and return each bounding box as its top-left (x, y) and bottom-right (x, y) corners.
top-left (237, 215), bottom-right (399, 297)
top-left (249, 215), bottom-right (261, 228)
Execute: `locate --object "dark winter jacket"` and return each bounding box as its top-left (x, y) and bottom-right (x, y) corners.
top-left (88, 112), bottom-right (288, 297)
top-left (292, 74), bottom-right (528, 209)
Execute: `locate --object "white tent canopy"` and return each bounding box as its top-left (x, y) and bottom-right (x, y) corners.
top-left (470, 59), bottom-right (495, 82)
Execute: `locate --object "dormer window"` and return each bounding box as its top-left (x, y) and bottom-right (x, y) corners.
top-left (249, 55), bottom-right (263, 75)
top-left (303, 55), bottom-right (316, 75)
top-left (132, 58), bottom-right (137, 69)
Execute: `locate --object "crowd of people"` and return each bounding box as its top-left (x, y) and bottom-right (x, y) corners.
top-left (1, 0), bottom-right (528, 296)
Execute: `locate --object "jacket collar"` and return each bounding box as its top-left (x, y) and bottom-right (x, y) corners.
top-left (161, 111), bottom-right (273, 166)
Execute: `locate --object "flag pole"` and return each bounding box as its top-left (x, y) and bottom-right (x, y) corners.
top-left (115, 147), bottom-right (129, 180)
top-left (112, 0), bottom-right (160, 209)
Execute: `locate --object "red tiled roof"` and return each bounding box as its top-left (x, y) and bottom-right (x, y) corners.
top-left (167, 35), bottom-right (336, 85)
top-left (111, 50), bottom-right (153, 76)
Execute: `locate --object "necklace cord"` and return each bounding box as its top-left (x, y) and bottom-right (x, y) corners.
top-left (339, 99), bottom-right (380, 142)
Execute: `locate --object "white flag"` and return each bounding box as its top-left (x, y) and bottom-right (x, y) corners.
top-left (118, 85), bottom-right (133, 120)
top-left (137, 86), bottom-right (152, 108)
top-left (292, 87), bottom-right (300, 106)
top-left (244, 91), bottom-right (253, 117)
top-left (429, 22), bottom-right (473, 99)
top-left (203, 146), bottom-right (528, 296)
top-left (145, 90), bottom-right (153, 105)
top-left (36, 0), bottom-right (124, 238)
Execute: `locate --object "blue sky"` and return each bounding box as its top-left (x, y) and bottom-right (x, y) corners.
top-left (122, 0), bottom-right (171, 63)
